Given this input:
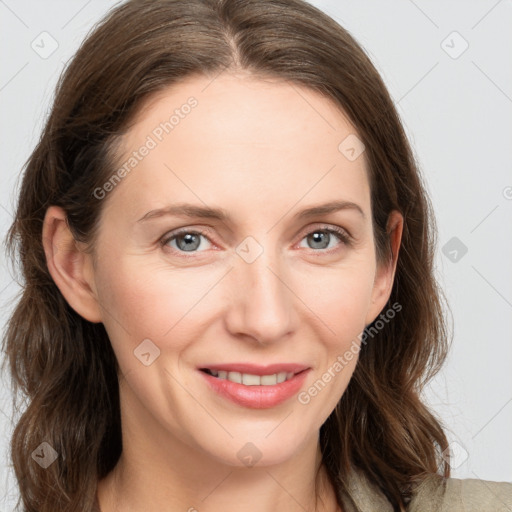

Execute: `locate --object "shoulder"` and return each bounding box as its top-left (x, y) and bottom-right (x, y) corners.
top-left (408, 473), bottom-right (512, 512)
top-left (342, 468), bottom-right (512, 512)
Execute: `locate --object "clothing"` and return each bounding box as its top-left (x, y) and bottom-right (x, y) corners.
top-left (342, 466), bottom-right (512, 511)
top-left (93, 468), bottom-right (512, 511)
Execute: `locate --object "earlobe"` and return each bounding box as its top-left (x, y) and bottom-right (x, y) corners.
top-left (42, 206), bottom-right (103, 323)
top-left (365, 210), bottom-right (403, 325)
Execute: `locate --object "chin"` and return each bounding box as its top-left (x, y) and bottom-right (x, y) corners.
top-left (193, 427), bottom-right (314, 469)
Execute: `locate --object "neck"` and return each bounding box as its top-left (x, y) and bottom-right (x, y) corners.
top-left (97, 396), bottom-right (339, 512)
top-left (98, 447), bottom-right (337, 512)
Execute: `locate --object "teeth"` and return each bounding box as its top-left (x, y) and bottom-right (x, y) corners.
top-left (207, 370), bottom-right (295, 386)
top-left (261, 374), bottom-right (277, 385)
top-left (227, 371), bottom-right (241, 384)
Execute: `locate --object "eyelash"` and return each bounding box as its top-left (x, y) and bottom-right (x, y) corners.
top-left (159, 225), bottom-right (352, 259)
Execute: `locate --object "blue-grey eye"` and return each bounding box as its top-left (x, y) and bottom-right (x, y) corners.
top-left (166, 232), bottom-right (210, 252)
top-left (300, 229), bottom-right (344, 251)
top-left (176, 233), bottom-right (201, 251)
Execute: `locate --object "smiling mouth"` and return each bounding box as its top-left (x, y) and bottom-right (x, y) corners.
top-left (200, 368), bottom-right (303, 386)
top-left (198, 365), bottom-right (311, 409)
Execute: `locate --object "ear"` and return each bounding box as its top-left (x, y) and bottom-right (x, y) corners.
top-left (364, 210), bottom-right (403, 325)
top-left (42, 205), bottom-right (102, 323)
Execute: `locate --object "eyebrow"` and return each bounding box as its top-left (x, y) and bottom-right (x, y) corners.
top-left (136, 200), bottom-right (366, 223)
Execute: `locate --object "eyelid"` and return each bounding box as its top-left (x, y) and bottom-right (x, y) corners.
top-left (159, 226), bottom-right (217, 251)
top-left (159, 223), bottom-right (353, 256)
top-left (296, 222), bottom-right (352, 242)
top-left (293, 224), bottom-right (353, 255)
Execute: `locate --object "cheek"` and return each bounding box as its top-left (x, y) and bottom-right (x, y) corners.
top-left (292, 268), bottom-right (372, 413)
top-left (292, 261), bottom-right (376, 340)
top-left (94, 255), bottom-right (225, 358)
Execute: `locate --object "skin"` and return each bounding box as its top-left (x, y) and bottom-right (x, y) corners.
top-left (42, 73), bottom-right (403, 512)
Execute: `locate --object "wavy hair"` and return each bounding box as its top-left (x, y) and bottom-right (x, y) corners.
top-left (2, 0), bottom-right (452, 510)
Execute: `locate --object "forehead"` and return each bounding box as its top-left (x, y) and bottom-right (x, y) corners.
top-left (109, 73), bottom-right (370, 217)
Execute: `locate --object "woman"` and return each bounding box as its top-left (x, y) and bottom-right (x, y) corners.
top-left (3, 0), bottom-right (511, 511)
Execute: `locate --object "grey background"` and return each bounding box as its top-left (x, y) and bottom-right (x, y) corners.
top-left (1, 0), bottom-right (511, 508)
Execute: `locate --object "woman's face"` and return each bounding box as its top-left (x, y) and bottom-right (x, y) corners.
top-left (84, 73), bottom-right (401, 467)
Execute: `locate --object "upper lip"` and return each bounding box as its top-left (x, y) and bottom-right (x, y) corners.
top-left (198, 363), bottom-right (309, 376)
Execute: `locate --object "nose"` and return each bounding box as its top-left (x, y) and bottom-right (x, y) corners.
top-left (224, 245), bottom-right (296, 345)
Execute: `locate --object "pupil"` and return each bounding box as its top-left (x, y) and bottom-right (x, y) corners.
top-left (179, 233), bottom-right (199, 251)
top-left (310, 231), bottom-right (328, 249)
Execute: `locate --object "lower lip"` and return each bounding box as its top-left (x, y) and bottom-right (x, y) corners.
top-left (199, 369), bottom-right (310, 409)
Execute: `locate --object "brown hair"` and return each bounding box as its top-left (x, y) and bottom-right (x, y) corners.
top-left (2, 0), bottom-right (452, 510)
